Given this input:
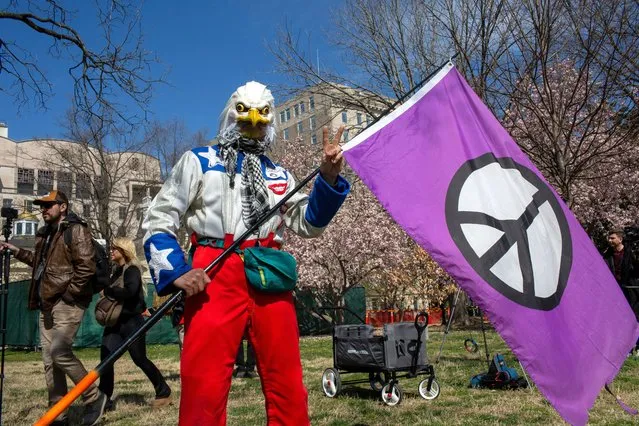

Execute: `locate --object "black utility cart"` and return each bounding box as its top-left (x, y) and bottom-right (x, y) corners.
top-left (321, 312), bottom-right (440, 406)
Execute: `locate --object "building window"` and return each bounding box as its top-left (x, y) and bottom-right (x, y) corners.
top-left (341, 111), bottom-right (348, 124)
top-left (57, 171), bottom-right (73, 197)
top-left (280, 111), bottom-right (286, 124)
top-left (294, 104), bottom-right (299, 117)
top-left (357, 113), bottom-right (363, 125)
top-left (13, 221), bottom-right (38, 235)
top-left (283, 128), bottom-right (289, 140)
top-left (37, 170), bottom-right (54, 195)
top-left (366, 115), bottom-right (372, 125)
top-left (94, 175), bottom-right (107, 197)
top-left (296, 121), bottom-right (303, 133)
top-left (311, 134), bottom-right (318, 145)
top-left (119, 206), bottom-right (127, 220)
top-left (83, 204), bottom-right (91, 218)
top-left (285, 108), bottom-right (291, 121)
top-left (24, 199), bottom-right (33, 213)
top-left (343, 129), bottom-right (350, 142)
top-left (17, 168), bottom-right (35, 195)
top-left (131, 185), bottom-right (146, 203)
top-left (309, 115), bottom-right (316, 131)
top-left (2, 199), bottom-right (12, 208)
top-left (76, 177), bottom-right (92, 199)
top-left (309, 96), bottom-right (315, 110)
top-left (300, 102), bottom-right (305, 114)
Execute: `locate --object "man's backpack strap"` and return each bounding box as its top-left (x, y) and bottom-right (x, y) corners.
top-left (63, 223), bottom-right (91, 248)
top-left (63, 225), bottom-right (74, 247)
top-left (62, 223), bottom-right (110, 294)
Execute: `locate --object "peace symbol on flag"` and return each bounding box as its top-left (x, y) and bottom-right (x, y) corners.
top-left (445, 153), bottom-right (572, 310)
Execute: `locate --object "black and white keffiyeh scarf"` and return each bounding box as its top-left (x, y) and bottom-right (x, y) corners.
top-left (218, 126), bottom-right (270, 229)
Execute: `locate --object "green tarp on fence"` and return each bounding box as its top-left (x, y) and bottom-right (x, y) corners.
top-left (295, 286), bottom-right (366, 335)
top-left (7, 281), bottom-right (367, 347)
top-left (6, 280), bottom-right (177, 348)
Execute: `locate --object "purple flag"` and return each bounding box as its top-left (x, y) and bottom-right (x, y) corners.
top-left (342, 64), bottom-right (639, 425)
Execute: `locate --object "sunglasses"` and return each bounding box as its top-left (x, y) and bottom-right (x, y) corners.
top-left (39, 202), bottom-right (60, 210)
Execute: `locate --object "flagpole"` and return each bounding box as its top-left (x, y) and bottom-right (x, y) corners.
top-left (35, 54), bottom-right (459, 426)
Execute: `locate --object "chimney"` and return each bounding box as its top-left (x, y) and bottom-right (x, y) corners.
top-left (0, 122), bottom-right (7, 139)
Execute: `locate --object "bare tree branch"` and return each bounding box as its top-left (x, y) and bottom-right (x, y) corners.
top-left (0, 0), bottom-right (164, 128)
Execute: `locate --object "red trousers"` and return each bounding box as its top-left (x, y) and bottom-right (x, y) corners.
top-left (180, 245), bottom-right (309, 426)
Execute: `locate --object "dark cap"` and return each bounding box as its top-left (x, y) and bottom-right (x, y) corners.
top-left (33, 190), bottom-right (69, 206)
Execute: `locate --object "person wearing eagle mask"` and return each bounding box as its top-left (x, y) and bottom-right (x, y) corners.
top-left (142, 81), bottom-right (349, 425)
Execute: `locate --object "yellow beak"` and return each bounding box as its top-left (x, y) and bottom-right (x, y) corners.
top-left (237, 108), bottom-right (270, 127)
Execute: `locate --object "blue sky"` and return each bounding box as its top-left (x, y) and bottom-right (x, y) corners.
top-left (0, 0), bottom-right (343, 141)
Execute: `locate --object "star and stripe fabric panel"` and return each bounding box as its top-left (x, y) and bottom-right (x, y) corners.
top-left (193, 145), bottom-right (281, 175)
top-left (144, 234), bottom-right (192, 295)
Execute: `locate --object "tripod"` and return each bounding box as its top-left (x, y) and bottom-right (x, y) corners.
top-left (434, 287), bottom-right (532, 389)
top-left (0, 207), bottom-right (17, 424)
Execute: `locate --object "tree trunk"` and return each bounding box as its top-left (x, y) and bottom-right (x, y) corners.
top-left (451, 290), bottom-right (471, 327)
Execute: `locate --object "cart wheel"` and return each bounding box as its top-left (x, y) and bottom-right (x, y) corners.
top-left (369, 372), bottom-right (389, 392)
top-left (419, 378), bottom-right (440, 400)
top-left (321, 368), bottom-right (341, 398)
top-left (381, 382), bottom-right (403, 406)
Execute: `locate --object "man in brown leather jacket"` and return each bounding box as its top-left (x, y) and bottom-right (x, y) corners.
top-left (0, 190), bottom-right (107, 426)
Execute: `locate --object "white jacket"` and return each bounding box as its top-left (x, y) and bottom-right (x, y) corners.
top-left (142, 145), bottom-right (350, 294)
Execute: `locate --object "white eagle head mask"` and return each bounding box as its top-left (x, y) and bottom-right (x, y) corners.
top-left (218, 81), bottom-right (276, 145)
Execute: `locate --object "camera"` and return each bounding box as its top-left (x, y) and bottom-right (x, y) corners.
top-left (1, 207), bottom-right (19, 241)
top-left (1, 207), bottom-right (18, 220)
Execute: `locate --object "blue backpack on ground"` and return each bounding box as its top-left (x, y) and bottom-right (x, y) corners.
top-left (470, 353), bottom-right (528, 390)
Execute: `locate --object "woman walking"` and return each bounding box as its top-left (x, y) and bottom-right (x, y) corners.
top-left (99, 237), bottom-right (172, 411)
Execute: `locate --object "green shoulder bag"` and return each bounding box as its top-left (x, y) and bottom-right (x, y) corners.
top-left (243, 247), bottom-right (298, 293)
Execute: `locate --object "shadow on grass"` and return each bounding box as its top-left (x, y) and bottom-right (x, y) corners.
top-left (164, 372), bottom-right (181, 381)
top-left (114, 392), bottom-right (148, 406)
top-left (16, 404), bottom-right (41, 419)
top-left (337, 386), bottom-right (380, 401)
top-left (435, 355), bottom-right (492, 364)
top-left (18, 404), bottom-right (85, 424)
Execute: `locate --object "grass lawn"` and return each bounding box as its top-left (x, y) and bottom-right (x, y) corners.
top-left (3, 327), bottom-right (639, 425)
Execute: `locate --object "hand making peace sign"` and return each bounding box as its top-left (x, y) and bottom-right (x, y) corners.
top-left (319, 125), bottom-right (345, 186)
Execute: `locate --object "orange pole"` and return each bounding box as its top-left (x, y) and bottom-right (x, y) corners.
top-left (34, 370), bottom-right (99, 426)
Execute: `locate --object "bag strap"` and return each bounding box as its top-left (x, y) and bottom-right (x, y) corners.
top-left (63, 223), bottom-right (89, 247)
top-left (192, 232), bottom-right (278, 252)
top-left (61, 225), bottom-right (78, 265)
top-left (63, 225), bottom-right (73, 247)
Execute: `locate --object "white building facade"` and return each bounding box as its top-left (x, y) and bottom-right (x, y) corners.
top-left (0, 124), bottom-right (162, 245)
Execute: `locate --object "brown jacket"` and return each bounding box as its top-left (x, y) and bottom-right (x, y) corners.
top-left (16, 212), bottom-right (96, 311)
